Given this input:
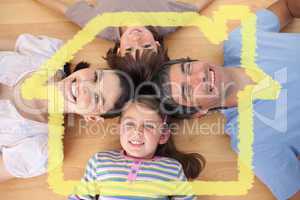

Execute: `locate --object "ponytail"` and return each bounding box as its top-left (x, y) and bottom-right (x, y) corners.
top-left (155, 136), bottom-right (205, 179)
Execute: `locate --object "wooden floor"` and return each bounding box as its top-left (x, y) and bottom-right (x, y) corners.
top-left (0, 0), bottom-right (299, 199)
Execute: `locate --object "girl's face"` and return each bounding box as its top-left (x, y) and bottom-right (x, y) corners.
top-left (119, 27), bottom-right (160, 57)
top-left (57, 68), bottom-right (122, 121)
top-left (119, 102), bottom-right (170, 159)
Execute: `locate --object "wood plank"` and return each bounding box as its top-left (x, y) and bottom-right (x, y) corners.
top-left (1, 0), bottom-right (298, 199)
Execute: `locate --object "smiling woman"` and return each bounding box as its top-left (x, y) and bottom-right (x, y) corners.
top-left (0, 33), bottom-right (132, 182)
top-left (56, 67), bottom-right (124, 121)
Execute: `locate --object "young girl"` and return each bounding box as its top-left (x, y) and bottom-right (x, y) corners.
top-left (35, 0), bottom-right (214, 58)
top-left (69, 96), bottom-right (205, 199)
top-left (0, 34), bottom-right (131, 182)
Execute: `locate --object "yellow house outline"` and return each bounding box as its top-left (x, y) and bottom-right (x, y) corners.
top-left (21, 5), bottom-right (281, 196)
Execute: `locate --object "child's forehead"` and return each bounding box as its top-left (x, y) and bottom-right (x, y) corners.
top-left (122, 102), bottom-right (161, 119)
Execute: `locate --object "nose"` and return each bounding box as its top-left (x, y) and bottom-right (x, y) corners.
top-left (131, 127), bottom-right (143, 140)
top-left (80, 81), bottom-right (94, 103)
top-left (131, 37), bottom-right (141, 47)
top-left (187, 69), bottom-right (209, 95)
top-left (130, 31), bottom-right (143, 42)
top-left (189, 70), bottom-right (206, 85)
top-left (136, 124), bottom-right (145, 134)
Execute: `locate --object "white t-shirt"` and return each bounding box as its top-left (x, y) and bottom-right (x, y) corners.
top-left (0, 34), bottom-right (63, 178)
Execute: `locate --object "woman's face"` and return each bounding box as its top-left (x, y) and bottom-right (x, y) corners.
top-left (57, 68), bottom-right (122, 121)
top-left (119, 27), bottom-right (160, 57)
top-left (119, 102), bottom-right (170, 159)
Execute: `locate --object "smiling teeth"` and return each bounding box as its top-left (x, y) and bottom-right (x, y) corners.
top-left (210, 70), bottom-right (215, 88)
top-left (71, 81), bottom-right (77, 98)
top-left (130, 140), bottom-right (143, 145)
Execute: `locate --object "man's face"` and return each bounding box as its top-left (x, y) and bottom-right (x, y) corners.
top-left (168, 61), bottom-right (228, 110)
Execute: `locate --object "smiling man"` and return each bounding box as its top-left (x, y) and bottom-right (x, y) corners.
top-left (154, 0), bottom-right (300, 199)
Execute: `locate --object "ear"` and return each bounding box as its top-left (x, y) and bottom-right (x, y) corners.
top-left (192, 109), bottom-right (209, 118)
top-left (158, 131), bottom-right (170, 145)
top-left (155, 41), bottom-right (160, 47)
top-left (83, 115), bottom-right (104, 123)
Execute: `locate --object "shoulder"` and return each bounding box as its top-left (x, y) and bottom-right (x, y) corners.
top-left (156, 156), bottom-right (182, 170)
top-left (92, 150), bottom-right (122, 161)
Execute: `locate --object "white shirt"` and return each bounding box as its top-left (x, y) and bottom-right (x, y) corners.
top-left (0, 34), bottom-right (63, 178)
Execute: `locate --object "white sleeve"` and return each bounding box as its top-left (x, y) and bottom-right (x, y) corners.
top-left (15, 34), bottom-right (63, 58)
top-left (2, 135), bottom-right (48, 178)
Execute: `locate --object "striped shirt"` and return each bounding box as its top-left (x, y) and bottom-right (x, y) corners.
top-left (68, 150), bottom-right (197, 200)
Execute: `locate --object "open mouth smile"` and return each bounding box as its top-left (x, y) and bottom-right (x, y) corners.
top-left (128, 139), bottom-right (144, 147)
top-left (66, 78), bottom-right (78, 104)
top-left (205, 65), bottom-right (216, 93)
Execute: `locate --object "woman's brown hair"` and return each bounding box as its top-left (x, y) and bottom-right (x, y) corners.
top-left (120, 96), bottom-right (206, 179)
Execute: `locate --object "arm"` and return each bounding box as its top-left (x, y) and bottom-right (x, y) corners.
top-left (195, 0), bottom-right (214, 12)
top-left (0, 156), bottom-right (14, 183)
top-left (34, 0), bottom-right (69, 15)
top-left (267, 0), bottom-right (294, 30)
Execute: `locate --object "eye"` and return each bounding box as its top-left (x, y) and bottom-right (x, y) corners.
top-left (94, 71), bottom-right (98, 82)
top-left (144, 123), bottom-right (156, 130)
top-left (143, 44), bottom-right (152, 49)
top-left (126, 122), bottom-right (135, 126)
top-left (183, 63), bottom-right (188, 74)
top-left (94, 93), bottom-right (99, 104)
top-left (161, 123), bottom-right (169, 133)
top-left (124, 121), bottom-right (135, 129)
top-left (186, 62), bottom-right (192, 74)
top-left (125, 48), bottom-right (133, 52)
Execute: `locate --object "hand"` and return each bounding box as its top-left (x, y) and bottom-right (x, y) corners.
top-left (75, 0), bottom-right (97, 6)
top-left (35, 0), bottom-right (69, 14)
top-left (196, 0), bottom-right (214, 12)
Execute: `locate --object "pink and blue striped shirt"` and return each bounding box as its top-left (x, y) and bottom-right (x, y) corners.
top-left (68, 150), bottom-right (197, 200)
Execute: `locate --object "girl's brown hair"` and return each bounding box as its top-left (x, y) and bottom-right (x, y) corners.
top-left (120, 96), bottom-right (206, 179)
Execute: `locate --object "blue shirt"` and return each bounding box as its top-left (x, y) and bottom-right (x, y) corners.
top-left (223, 9), bottom-right (300, 200)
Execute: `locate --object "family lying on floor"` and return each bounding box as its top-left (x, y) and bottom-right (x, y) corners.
top-left (0, 0), bottom-right (299, 199)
